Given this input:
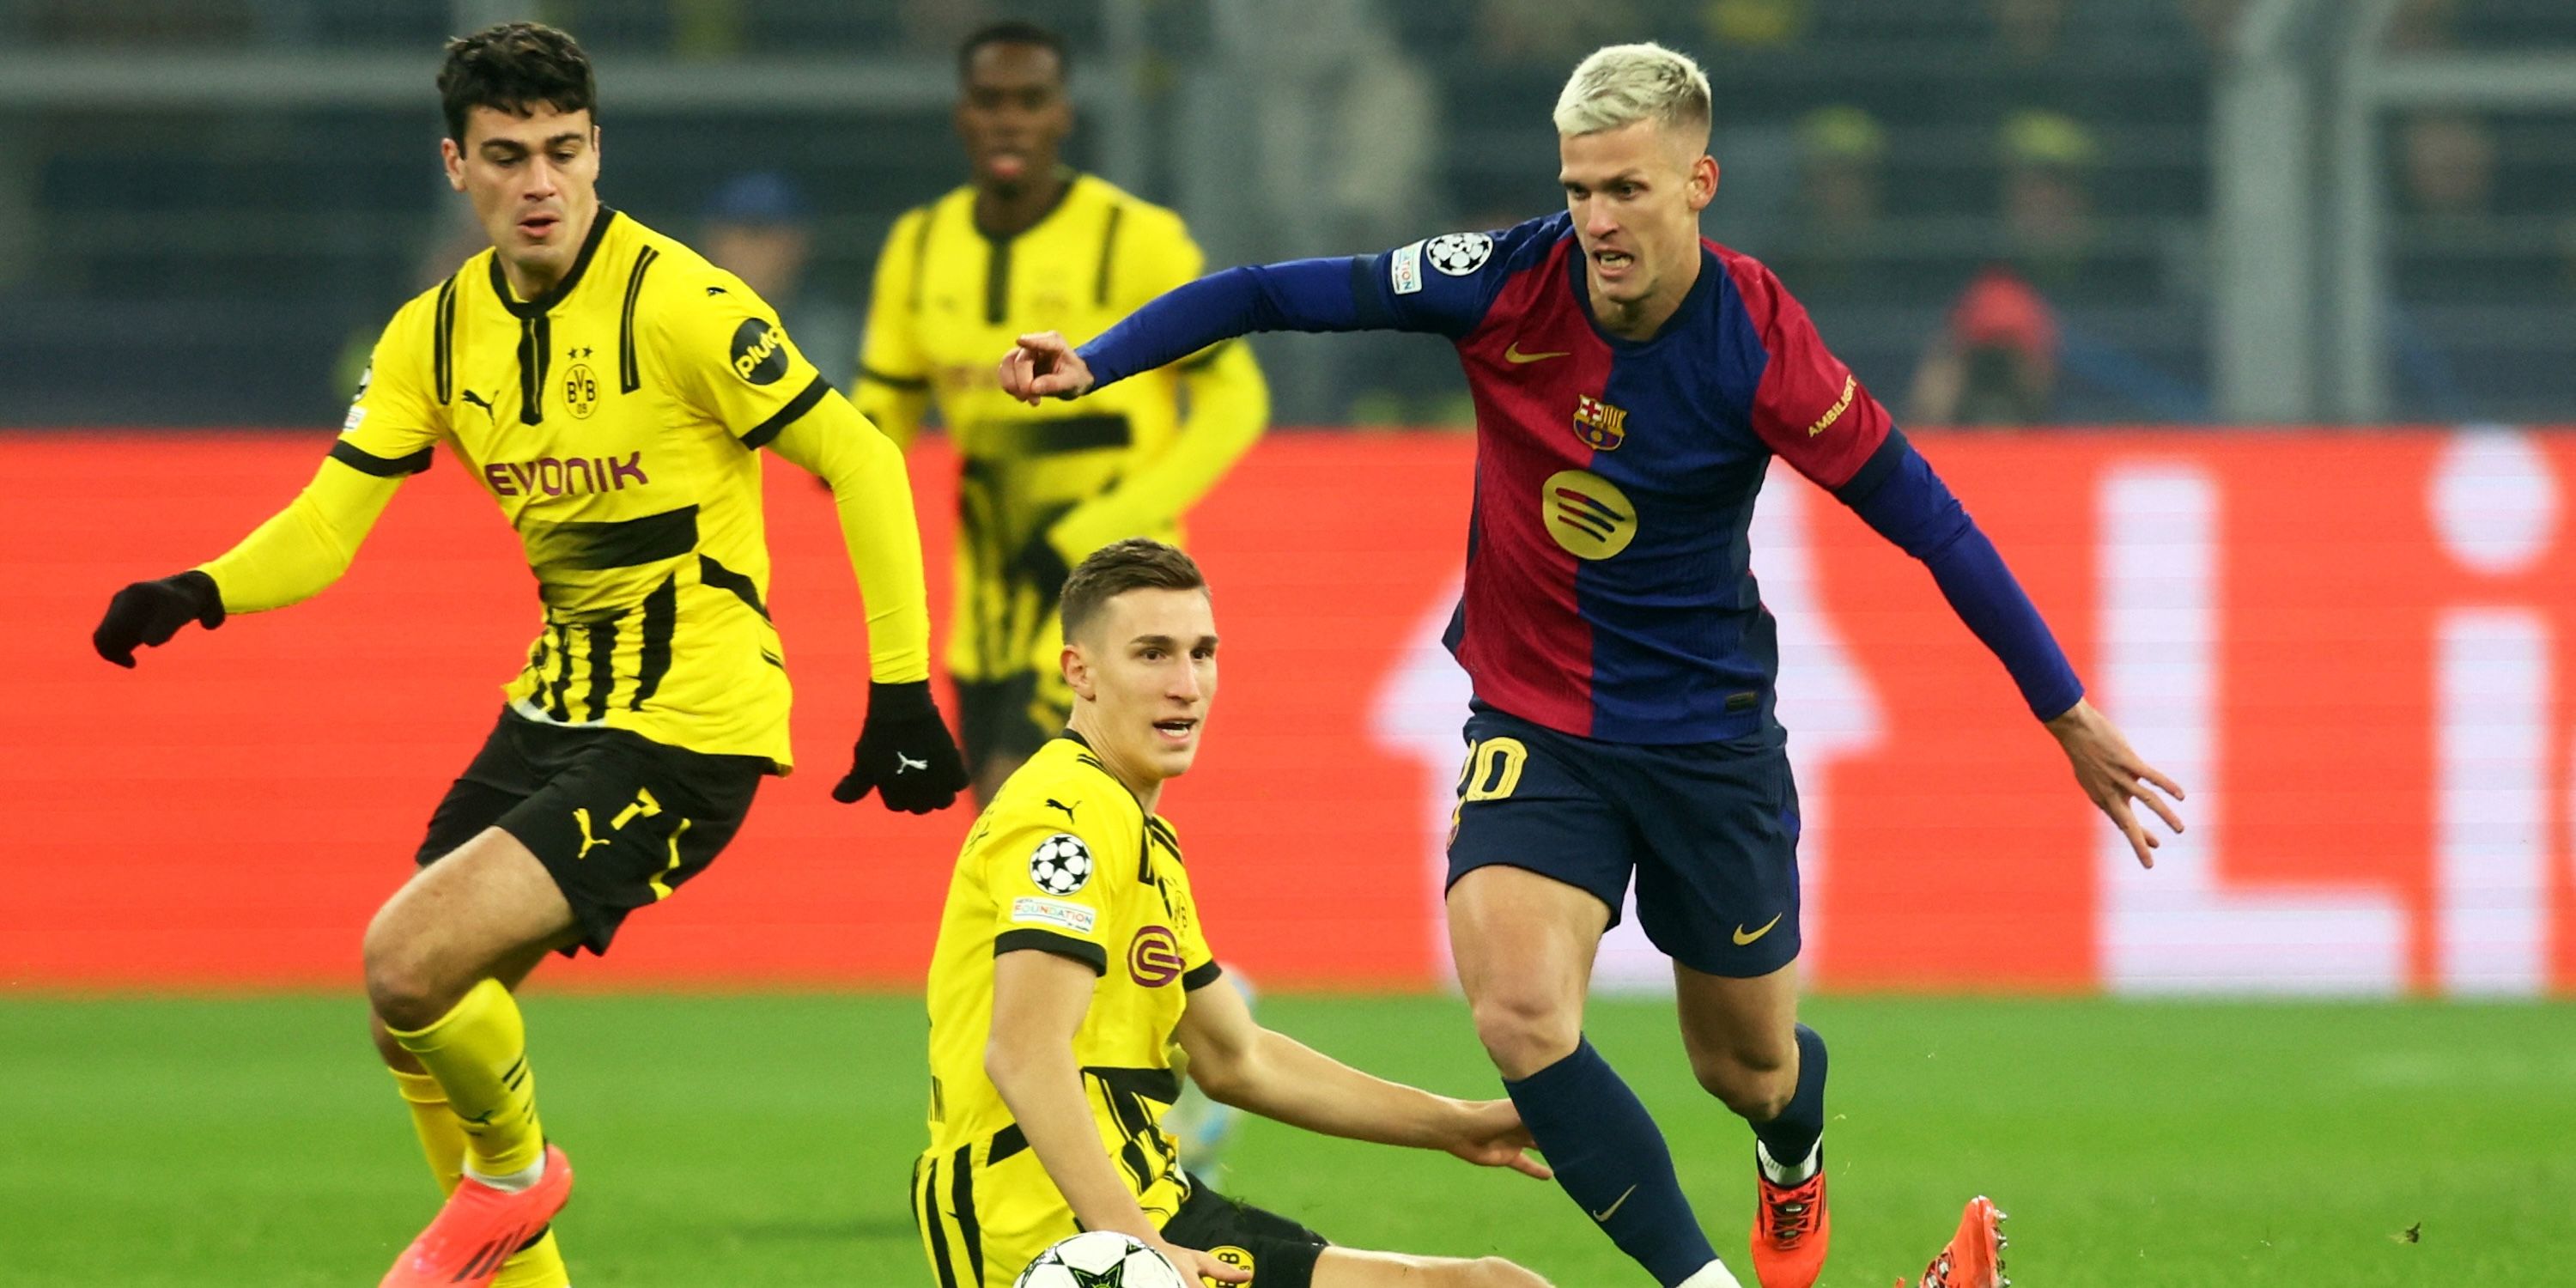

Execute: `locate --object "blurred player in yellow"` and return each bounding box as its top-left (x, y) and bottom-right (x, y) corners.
top-left (854, 21), bottom-right (1270, 804)
top-left (89, 23), bottom-right (966, 1288)
top-left (917, 539), bottom-right (1556, 1288)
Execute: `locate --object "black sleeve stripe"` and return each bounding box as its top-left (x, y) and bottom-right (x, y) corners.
top-left (327, 440), bottom-right (434, 477)
top-left (618, 246), bottom-right (659, 394)
top-left (431, 274), bottom-right (459, 405)
top-left (1832, 425), bottom-right (1911, 507)
top-left (1348, 253), bottom-right (1395, 329)
top-left (994, 928), bottom-right (1108, 975)
top-left (1176, 339), bottom-right (1235, 374)
top-left (1092, 203), bottom-right (1124, 307)
top-left (859, 364), bottom-right (929, 392)
top-left (739, 374), bottom-right (830, 450)
top-left (1181, 961), bottom-right (1224, 991)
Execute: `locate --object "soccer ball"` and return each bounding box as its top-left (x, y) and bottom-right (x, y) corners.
top-left (1013, 1230), bottom-right (1189, 1288)
top-left (1030, 833), bottom-right (1094, 896)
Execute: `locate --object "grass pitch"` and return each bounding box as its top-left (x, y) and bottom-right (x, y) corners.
top-left (3, 993), bottom-right (2569, 1286)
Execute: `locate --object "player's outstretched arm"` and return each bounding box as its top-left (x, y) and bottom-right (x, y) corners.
top-left (762, 396), bottom-right (966, 812)
top-left (1832, 436), bottom-right (2185, 865)
top-left (987, 949), bottom-right (1252, 1284)
top-left (1174, 970), bottom-right (1551, 1180)
top-left (998, 257), bottom-right (1376, 405)
top-left (94, 455), bottom-right (404, 667)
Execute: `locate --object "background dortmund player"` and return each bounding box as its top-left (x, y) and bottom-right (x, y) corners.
top-left (89, 24), bottom-right (968, 1288)
top-left (854, 21), bottom-right (1270, 804)
top-left (919, 540), bottom-right (1555, 1288)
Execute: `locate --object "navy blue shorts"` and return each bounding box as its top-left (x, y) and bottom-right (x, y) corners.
top-left (1445, 703), bottom-right (1802, 978)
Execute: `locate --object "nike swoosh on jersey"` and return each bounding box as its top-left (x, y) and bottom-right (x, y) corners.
top-left (1733, 914), bottom-right (1785, 945)
top-left (1504, 343), bottom-right (1572, 364)
top-left (1590, 1184), bottom-right (1639, 1222)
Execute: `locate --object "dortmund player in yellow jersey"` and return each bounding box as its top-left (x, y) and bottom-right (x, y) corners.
top-left (856, 21), bottom-right (1271, 803)
top-left (919, 540), bottom-right (1557, 1288)
top-left (88, 24), bottom-right (967, 1288)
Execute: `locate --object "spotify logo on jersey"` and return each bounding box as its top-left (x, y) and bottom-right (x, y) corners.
top-left (1542, 469), bottom-right (1637, 560)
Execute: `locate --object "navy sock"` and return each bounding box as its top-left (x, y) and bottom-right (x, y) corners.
top-left (1752, 1024), bottom-right (1829, 1173)
top-left (1504, 1037), bottom-right (1717, 1288)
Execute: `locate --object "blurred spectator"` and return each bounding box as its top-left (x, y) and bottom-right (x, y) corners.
top-left (1476, 0), bottom-right (1640, 64)
top-left (1775, 105), bottom-right (1886, 290)
top-left (2389, 0), bottom-right (2464, 51)
top-left (1992, 0), bottom-right (2067, 63)
top-left (1907, 264), bottom-right (2059, 426)
top-left (1704, 0), bottom-right (1808, 50)
top-left (897, 0), bottom-right (996, 55)
top-left (2177, 0), bottom-right (2245, 52)
top-left (27, 0), bottom-right (252, 46)
top-left (700, 172), bottom-right (858, 390)
top-left (2398, 112), bottom-right (2495, 221)
top-left (2000, 108), bottom-right (2098, 288)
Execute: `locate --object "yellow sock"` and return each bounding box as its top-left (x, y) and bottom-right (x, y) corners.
top-left (386, 978), bottom-right (547, 1178)
top-left (389, 1066), bottom-right (571, 1287)
top-left (391, 1066), bottom-right (466, 1194)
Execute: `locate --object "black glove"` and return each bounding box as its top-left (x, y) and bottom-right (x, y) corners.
top-left (833, 680), bottom-right (968, 812)
top-left (94, 570), bottom-right (224, 668)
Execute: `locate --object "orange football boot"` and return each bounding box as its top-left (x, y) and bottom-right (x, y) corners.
top-left (380, 1144), bottom-right (574, 1288)
top-left (1749, 1150), bottom-right (1829, 1288)
top-left (1898, 1195), bottom-right (2008, 1288)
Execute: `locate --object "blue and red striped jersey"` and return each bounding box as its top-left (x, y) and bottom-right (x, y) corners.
top-left (1355, 213), bottom-right (1894, 744)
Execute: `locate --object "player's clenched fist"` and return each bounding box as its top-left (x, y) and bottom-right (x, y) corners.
top-left (998, 331), bottom-right (1096, 405)
top-left (93, 570), bottom-right (225, 668)
top-left (834, 679), bottom-right (969, 812)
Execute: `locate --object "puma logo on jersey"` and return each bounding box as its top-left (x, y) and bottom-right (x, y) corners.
top-left (483, 453), bottom-right (650, 498)
top-left (1045, 798), bottom-right (1078, 824)
top-left (459, 389), bottom-right (497, 417)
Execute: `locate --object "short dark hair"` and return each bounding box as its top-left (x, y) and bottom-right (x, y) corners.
top-left (1061, 539), bottom-right (1206, 641)
top-left (439, 22), bottom-right (597, 144)
top-left (957, 20), bottom-right (1070, 82)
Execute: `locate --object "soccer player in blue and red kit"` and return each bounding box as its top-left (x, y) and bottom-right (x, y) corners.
top-left (999, 43), bottom-right (2184, 1288)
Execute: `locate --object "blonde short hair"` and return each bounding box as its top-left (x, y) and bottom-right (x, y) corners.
top-left (1552, 42), bottom-right (1712, 141)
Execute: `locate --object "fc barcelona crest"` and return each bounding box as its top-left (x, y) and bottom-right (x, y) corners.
top-left (1574, 394), bottom-right (1628, 451)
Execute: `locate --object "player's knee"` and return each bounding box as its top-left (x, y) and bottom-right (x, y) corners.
top-left (361, 920), bottom-right (453, 1031)
top-left (366, 1013), bottom-right (418, 1068)
top-left (1690, 1052), bottom-right (1794, 1121)
top-left (1468, 991), bottom-right (1580, 1079)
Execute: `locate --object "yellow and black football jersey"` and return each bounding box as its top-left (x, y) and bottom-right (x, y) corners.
top-left (855, 172), bottom-right (1267, 690)
top-left (916, 732), bottom-right (1219, 1281)
top-left (323, 209), bottom-right (841, 767)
